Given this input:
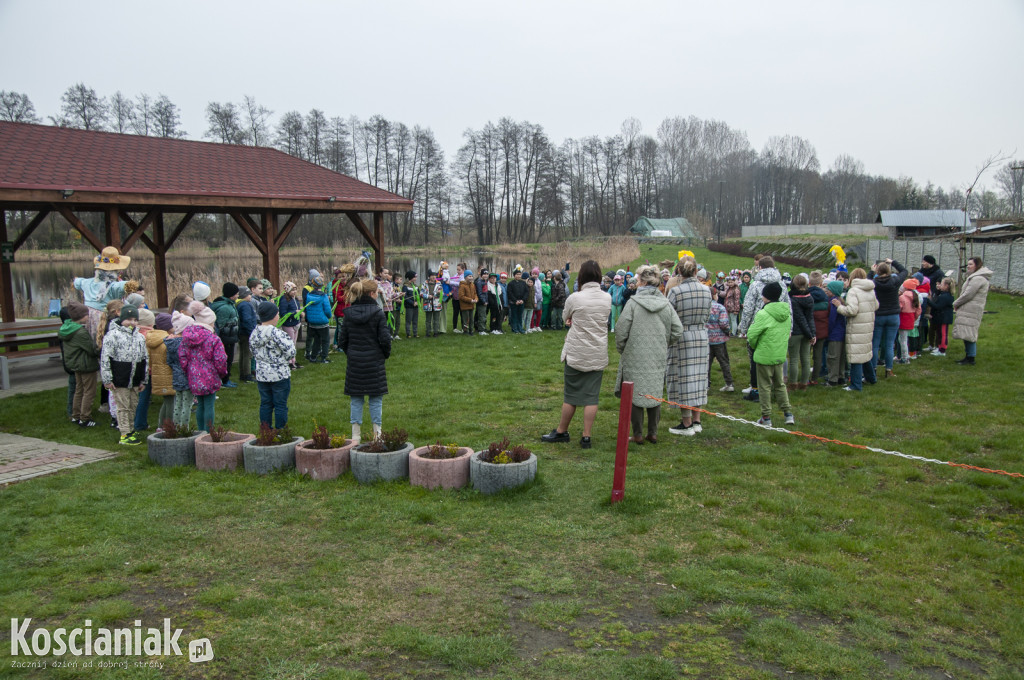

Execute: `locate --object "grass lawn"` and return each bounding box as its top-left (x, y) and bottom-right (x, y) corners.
top-left (1, 245), bottom-right (1023, 679)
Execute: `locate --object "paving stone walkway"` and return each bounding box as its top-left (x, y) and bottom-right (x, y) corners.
top-left (0, 433), bottom-right (119, 486)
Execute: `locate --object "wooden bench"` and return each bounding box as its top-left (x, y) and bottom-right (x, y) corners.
top-left (0, 346), bottom-right (63, 390)
top-left (0, 333), bottom-right (61, 350)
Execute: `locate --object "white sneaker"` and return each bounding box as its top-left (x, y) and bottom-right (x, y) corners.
top-left (453, 328), bottom-right (462, 333)
top-left (668, 423), bottom-right (696, 436)
top-left (492, 330), bottom-right (502, 335)
top-left (719, 384), bottom-right (735, 392)
top-left (784, 413), bottom-right (795, 425)
top-left (741, 386), bottom-right (754, 395)
top-left (691, 423), bottom-right (703, 433)
top-left (536, 328), bottom-right (543, 332)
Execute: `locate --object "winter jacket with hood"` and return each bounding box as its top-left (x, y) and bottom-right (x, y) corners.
top-left (836, 278), bottom-right (879, 364)
top-left (919, 263), bottom-right (945, 293)
top-left (724, 283), bottom-right (742, 314)
top-left (304, 288), bottom-right (333, 327)
top-left (145, 329), bottom-right (175, 396)
top-left (458, 279), bottom-right (478, 310)
top-left (550, 280), bottom-right (568, 308)
top-left (249, 324), bottom-right (296, 383)
top-left (615, 286), bottom-right (684, 408)
top-left (871, 260), bottom-right (906, 317)
top-left (745, 303), bottom-right (790, 366)
top-left (561, 282), bottom-right (613, 372)
top-left (177, 325), bottom-right (227, 396)
top-left (507, 277), bottom-right (530, 306)
top-left (163, 336), bottom-right (188, 392)
top-left (739, 267), bottom-right (791, 334)
top-left (210, 296), bottom-right (239, 343)
top-left (746, 301), bottom-right (791, 365)
top-left (952, 266), bottom-right (992, 343)
top-left (789, 290), bottom-right (815, 339)
top-left (236, 297), bottom-right (259, 338)
top-left (59, 319), bottom-right (100, 373)
top-left (338, 295), bottom-right (391, 397)
top-left (898, 289), bottom-right (921, 331)
top-left (100, 323), bottom-right (148, 388)
top-left (809, 286), bottom-right (829, 340)
top-left (929, 289), bottom-right (955, 326)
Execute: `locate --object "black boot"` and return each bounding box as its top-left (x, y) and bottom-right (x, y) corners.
top-left (956, 356), bottom-right (975, 365)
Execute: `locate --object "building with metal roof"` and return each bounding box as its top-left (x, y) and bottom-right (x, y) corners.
top-left (876, 210), bottom-right (971, 238)
top-left (628, 217), bottom-right (696, 238)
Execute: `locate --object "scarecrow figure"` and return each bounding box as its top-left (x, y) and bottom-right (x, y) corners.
top-left (72, 246), bottom-right (137, 343)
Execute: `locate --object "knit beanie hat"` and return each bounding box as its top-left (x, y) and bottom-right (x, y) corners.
top-left (923, 255), bottom-right (936, 265)
top-left (283, 281), bottom-right (296, 294)
top-left (137, 308), bottom-right (156, 328)
top-left (187, 300), bottom-right (207, 317)
top-left (309, 269), bottom-right (321, 282)
top-left (762, 281), bottom-right (783, 302)
top-left (237, 286), bottom-right (252, 300)
top-left (154, 313), bottom-right (173, 332)
top-left (119, 305), bottom-right (140, 322)
top-left (193, 306), bottom-right (216, 329)
top-left (406, 270), bottom-right (416, 280)
top-left (902, 278), bottom-right (918, 290)
top-left (258, 300), bottom-right (278, 323)
top-left (125, 292), bottom-right (145, 308)
top-left (826, 281), bottom-right (844, 297)
top-left (223, 282), bottom-right (239, 298)
top-left (193, 281), bottom-right (211, 302)
top-left (67, 302), bottom-right (89, 321)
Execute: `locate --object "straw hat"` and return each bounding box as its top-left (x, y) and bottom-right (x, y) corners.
top-left (94, 246), bottom-right (130, 271)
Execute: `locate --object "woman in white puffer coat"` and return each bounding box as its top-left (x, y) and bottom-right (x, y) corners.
top-left (833, 268), bottom-right (879, 391)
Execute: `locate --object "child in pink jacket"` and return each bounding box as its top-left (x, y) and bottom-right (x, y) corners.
top-left (178, 302), bottom-right (228, 430)
top-left (897, 278), bottom-right (921, 364)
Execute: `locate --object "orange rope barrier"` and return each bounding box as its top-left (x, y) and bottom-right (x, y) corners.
top-left (643, 394), bottom-right (1024, 479)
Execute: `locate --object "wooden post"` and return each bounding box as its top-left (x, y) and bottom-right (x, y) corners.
top-left (153, 212), bottom-right (168, 310)
top-left (611, 381), bottom-right (633, 504)
top-left (373, 211), bottom-right (384, 273)
top-left (105, 205), bottom-right (121, 248)
top-left (262, 211), bottom-right (279, 289)
top-left (0, 210), bottom-right (15, 323)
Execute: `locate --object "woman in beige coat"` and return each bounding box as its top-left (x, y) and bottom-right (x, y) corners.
top-left (833, 268), bottom-right (878, 391)
top-left (542, 260), bottom-right (612, 449)
top-left (952, 256), bottom-right (992, 365)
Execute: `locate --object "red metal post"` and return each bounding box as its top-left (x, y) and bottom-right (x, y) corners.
top-left (611, 381), bottom-right (633, 503)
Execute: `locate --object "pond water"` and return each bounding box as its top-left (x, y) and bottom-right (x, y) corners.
top-left (8, 253), bottom-right (537, 317)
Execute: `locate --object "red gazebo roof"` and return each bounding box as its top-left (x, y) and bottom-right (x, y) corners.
top-left (0, 121), bottom-right (412, 210)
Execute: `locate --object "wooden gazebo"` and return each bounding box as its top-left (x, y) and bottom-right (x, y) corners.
top-left (0, 121), bottom-right (413, 321)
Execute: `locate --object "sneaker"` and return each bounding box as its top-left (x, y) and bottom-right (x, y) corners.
top-left (540, 429), bottom-right (571, 443)
top-left (110, 418), bottom-right (119, 429)
top-left (580, 436), bottom-right (592, 449)
top-left (742, 391), bottom-right (760, 401)
top-left (453, 328), bottom-right (462, 334)
top-left (223, 380), bottom-right (239, 388)
top-left (78, 419), bottom-right (97, 427)
top-left (842, 386), bottom-right (859, 392)
top-left (668, 422), bottom-right (696, 436)
top-left (920, 345), bottom-right (932, 352)
top-left (719, 384), bottom-right (735, 392)
top-left (119, 433), bottom-right (141, 446)
top-left (691, 422), bottom-right (703, 434)
top-left (756, 417), bottom-right (773, 427)
top-left (784, 413), bottom-right (795, 425)
top-left (494, 330), bottom-right (503, 335)
top-left (741, 386), bottom-right (754, 394)
top-left (935, 350), bottom-right (945, 356)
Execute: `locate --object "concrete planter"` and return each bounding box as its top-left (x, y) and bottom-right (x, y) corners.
top-left (409, 446), bottom-right (473, 490)
top-left (295, 439), bottom-right (354, 480)
top-left (242, 436), bottom-right (303, 474)
top-left (194, 432), bottom-right (255, 471)
top-left (350, 441), bottom-right (414, 484)
top-left (470, 450), bottom-right (537, 494)
top-left (146, 430), bottom-right (205, 467)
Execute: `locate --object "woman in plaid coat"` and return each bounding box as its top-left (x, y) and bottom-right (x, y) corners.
top-left (665, 257), bottom-right (712, 436)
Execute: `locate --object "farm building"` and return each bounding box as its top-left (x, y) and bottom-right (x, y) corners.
top-left (876, 210), bottom-right (971, 238)
top-left (628, 217), bottom-right (696, 238)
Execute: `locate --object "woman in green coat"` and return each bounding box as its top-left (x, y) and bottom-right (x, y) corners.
top-left (615, 266), bottom-right (684, 443)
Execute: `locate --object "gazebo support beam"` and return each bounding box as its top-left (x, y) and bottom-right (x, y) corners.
top-left (374, 212), bottom-right (384, 273)
top-left (153, 213), bottom-right (168, 309)
top-left (56, 207), bottom-right (104, 251)
top-left (119, 208), bottom-right (159, 254)
top-left (229, 211), bottom-right (268, 255)
top-left (262, 211), bottom-right (279, 289)
top-left (0, 211), bottom-right (13, 322)
top-left (105, 206), bottom-right (121, 248)
top-left (11, 209), bottom-right (51, 252)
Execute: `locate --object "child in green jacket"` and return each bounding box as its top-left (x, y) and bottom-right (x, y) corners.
top-left (58, 302), bottom-right (101, 427)
top-left (746, 282), bottom-right (794, 428)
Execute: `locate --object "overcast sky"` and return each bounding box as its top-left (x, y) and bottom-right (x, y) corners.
top-left (2, 0), bottom-right (1021, 191)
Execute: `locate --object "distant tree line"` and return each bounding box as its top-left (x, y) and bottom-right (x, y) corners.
top-left (3, 85), bottom-right (1022, 247)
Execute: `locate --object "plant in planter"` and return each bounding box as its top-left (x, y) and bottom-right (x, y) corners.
top-left (350, 427), bottom-right (414, 484)
top-left (295, 421), bottom-right (354, 481)
top-left (470, 436), bottom-right (537, 494)
top-left (409, 441), bottom-right (474, 490)
top-left (146, 418), bottom-right (204, 467)
top-left (194, 422), bottom-right (255, 471)
top-left (241, 424), bottom-right (303, 474)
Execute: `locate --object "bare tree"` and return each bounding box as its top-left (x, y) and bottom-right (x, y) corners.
top-left (305, 109), bottom-right (327, 165)
top-left (109, 91), bottom-right (134, 133)
top-left (994, 160), bottom-right (1023, 217)
top-left (276, 111), bottom-right (305, 158)
top-left (54, 83), bottom-right (107, 130)
top-left (204, 102), bottom-right (244, 144)
top-left (325, 116), bottom-right (352, 174)
top-left (955, 153), bottom-right (1010, 284)
top-left (132, 93), bottom-right (154, 135)
top-left (243, 95), bottom-right (272, 146)
top-left (0, 91), bottom-right (40, 123)
top-left (151, 95), bottom-right (185, 138)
